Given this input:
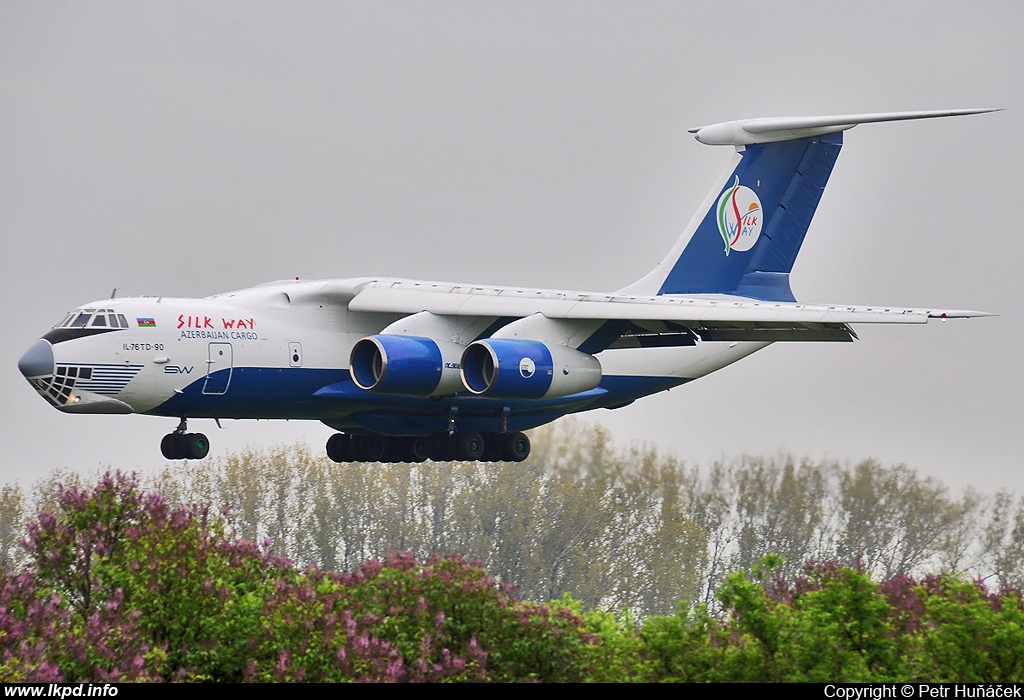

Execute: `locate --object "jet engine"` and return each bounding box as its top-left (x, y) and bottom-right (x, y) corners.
top-left (350, 335), bottom-right (465, 396)
top-left (460, 339), bottom-right (601, 399)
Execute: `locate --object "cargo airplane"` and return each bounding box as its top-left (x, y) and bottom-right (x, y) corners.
top-left (18, 109), bottom-right (995, 463)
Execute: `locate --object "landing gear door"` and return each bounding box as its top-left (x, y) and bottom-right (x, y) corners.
top-left (202, 342), bottom-right (233, 395)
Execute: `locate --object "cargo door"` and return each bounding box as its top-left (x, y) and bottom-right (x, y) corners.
top-left (202, 342), bottom-right (233, 395)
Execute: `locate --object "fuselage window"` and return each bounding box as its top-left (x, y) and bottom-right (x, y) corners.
top-left (91, 315), bottom-right (107, 327)
top-left (117, 314), bottom-right (128, 328)
top-left (70, 314), bottom-right (91, 328)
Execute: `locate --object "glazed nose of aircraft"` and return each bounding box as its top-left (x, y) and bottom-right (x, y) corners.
top-left (18, 339), bottom-right (54, 378)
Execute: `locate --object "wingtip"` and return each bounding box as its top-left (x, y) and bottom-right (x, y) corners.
top-left (928, 310), bottom-right (996, 319)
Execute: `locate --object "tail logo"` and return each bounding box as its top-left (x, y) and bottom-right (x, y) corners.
top-left (716, 177), bottom-right (763, 255)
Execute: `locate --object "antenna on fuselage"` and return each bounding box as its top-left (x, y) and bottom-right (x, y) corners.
top-left (110, 288), bottom-right (118, 299)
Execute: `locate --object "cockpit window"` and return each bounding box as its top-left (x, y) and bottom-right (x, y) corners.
top-left (56, 308), bottom-right (125, 330)
top-left (44, 307), bottom-right (129, 346)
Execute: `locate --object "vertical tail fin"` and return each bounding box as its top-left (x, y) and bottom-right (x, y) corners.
top-left (660, 132), bottom-right (841, 301)
top-left (621, 109), bottom-right (997, 301)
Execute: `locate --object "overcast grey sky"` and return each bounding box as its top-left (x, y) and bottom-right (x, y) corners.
top-left (1, 1), bottom-right (1020, 491)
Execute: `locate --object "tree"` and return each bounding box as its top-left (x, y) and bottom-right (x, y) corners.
top-left (837, 460), bottom-right (962, 579)
top-left (0, 484), bottom-right (25, 568)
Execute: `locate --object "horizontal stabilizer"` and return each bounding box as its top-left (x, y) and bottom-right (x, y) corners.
top-left (688, 108), bottom-right (999, 146)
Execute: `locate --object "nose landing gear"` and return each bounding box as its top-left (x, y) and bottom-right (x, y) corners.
top-left (160, 418), bottom-right (210, 460)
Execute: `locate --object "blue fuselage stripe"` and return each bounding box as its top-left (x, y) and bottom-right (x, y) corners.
top-left (145, 366), bottom-right (685, 429)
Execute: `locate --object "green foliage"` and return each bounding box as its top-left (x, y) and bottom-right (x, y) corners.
top-left (22, 472), bottom-right (286, 680)
top-left (8, 428), bottom-right (1024, 682)
top-left (247, 552), bottom-right (601, 682)
top-left (7, 471), bottom-right (604, 681)
top-left (714, 556), bottom-right (903, 681)
top-left (638, 603), bottom-right (743, 682)
top-left (912, 577), bottom-right (1024, 681)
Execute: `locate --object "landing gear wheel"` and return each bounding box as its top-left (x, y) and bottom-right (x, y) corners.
top-left (411, 437), bottom-right (429, 462)
top-left (481, 434), bottom-right (503, 462)
top-left (184, 433), bottom-right (210, 460)
top-left (400, 437), bottom-right (428, 463)
top-left (456, 431), bottom-right (485, 461)
top-left (326, 433), bottom-right (351, 463)
top-left (161, 433), bottom-right (181, 460)
top-left (354, 435), bottom-right (386, 462)
top-left (503, 432), bottom-right (530, 462)
top-left (426, 432), bottom-right (455, 462)
top-left (381, 437), bottom-right (402, 463)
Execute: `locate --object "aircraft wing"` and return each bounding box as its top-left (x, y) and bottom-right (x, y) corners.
top-left (341, 280), bottom-right (991, 344)
top-left (345, 280), bottom-right (987, 324)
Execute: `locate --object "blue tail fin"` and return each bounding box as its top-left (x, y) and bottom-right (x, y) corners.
top-left (655, 132), bottom-right (842, 301)
top-left (620, 110), bottom-right (996, 301)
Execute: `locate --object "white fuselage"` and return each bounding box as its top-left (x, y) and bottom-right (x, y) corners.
top-left (20, 278), bottom-right (767, 436)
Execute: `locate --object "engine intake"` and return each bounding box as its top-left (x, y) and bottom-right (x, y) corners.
top-left (461, 339), bottom-right (601, 399)
top-left (350, 335), bottom-right (465, 396)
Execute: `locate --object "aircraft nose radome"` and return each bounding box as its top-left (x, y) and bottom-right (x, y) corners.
top-left (18, 339), bottom-right (54, 378)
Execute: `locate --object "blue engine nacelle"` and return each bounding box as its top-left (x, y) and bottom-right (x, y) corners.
top-left (350, 335), bottom-right (466, 396)
top-left (460, 339), bottom-right (602, 399)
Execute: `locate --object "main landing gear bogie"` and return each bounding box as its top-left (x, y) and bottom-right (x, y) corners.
top-left (326, 430), bottom-right (530, 464)
top-left (160, 431), bottom-right (210, 460)
top-left (160, 418), bottom-right (210, 461)
top-left (327, 433), bottom-right (428, 463)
